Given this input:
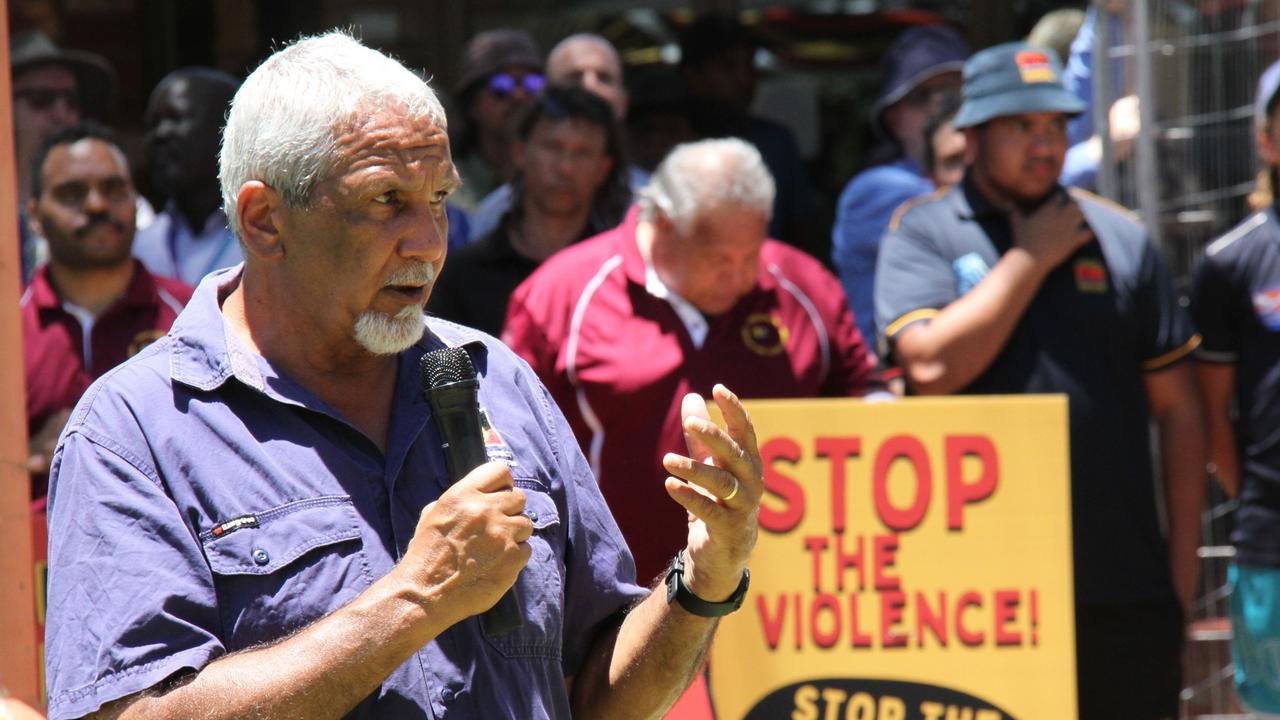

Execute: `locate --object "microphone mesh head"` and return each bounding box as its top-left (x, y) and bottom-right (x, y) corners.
top-left (421, 346), bottom-right (477, 390)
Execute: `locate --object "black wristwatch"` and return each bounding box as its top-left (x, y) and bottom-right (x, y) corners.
top-left (665, 552), bottom-right (750, 617)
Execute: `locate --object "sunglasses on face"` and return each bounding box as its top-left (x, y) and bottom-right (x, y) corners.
top-left (14, 87), bottom-right (80, 111)
top-left (487, 72), bottom-right (545, 98)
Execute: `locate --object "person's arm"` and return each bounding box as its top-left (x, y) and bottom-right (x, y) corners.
top-left (1144, 362), bottom-right (1206, 615)
top-left (569, 386), bottom-right (761, 719)
top-left (27, 408), bottom-right (72, 476)
top-left (893, 192), bottom-right (1095, 394)
top-left (1195, 361), bottom-right (1238, 498)
top-left (88, 462), bottom-right (534, 720)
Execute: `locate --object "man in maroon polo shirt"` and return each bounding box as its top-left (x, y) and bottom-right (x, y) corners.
top-left (505, 138), bottom-right (882, 583)
top-left (22, 123), bottom-right (192, 499)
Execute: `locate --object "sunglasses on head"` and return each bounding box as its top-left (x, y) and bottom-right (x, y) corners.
top-left (14, 87), bottom-right (80, 111)
top-left (487, 72), bottom-right (545, 98)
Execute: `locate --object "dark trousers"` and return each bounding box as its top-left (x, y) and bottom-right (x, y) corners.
top-left (1075, 601), bottom-right (1184, 720)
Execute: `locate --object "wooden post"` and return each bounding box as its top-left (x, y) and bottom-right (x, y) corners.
top-left (0, 1), bottom-right (43, 709)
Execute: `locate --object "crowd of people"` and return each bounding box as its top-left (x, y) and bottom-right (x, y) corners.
top-left (8, 9), bottom-right (1280, 720)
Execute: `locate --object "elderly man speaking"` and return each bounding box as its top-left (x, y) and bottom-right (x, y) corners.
top-left (43, 32), bottom-right (762, 720)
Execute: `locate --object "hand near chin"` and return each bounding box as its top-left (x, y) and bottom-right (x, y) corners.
top-left (662, 384), bottom-right (762, 602)
top-left (1012, 189), bottom-right (1095, 271)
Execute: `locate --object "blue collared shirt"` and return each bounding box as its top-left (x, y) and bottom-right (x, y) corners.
top-left (45, 266), bottom-right (647, 719)
top-left (831, 156), bottom-right (935, 344)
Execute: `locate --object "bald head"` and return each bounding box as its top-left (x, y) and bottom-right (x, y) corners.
top-left (547, 34), bottom-right (627, 119)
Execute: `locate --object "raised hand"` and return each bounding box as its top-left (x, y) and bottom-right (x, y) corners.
top-left (1011, 189), bottom-right (1095, 271)
top-left (662, 384), bottom-right (762, 602)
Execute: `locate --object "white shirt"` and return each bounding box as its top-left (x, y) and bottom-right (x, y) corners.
top-left (133, 203), bottom-right (241, 285)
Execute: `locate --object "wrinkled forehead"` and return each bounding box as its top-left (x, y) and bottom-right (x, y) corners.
top-left (330, 107), bottom-right (454, 176)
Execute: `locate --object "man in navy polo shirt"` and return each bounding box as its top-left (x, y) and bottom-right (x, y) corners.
top-left (876, 43), bottom-right (1204, 717)
top-left (1192, 58), bottom-right (1280, 716)
top-left (22, 122), bottom-right (192, 499)
top-left (505, 138), bottom-right (881, 584)
top-left (44, 32), bottom-right (763, 720)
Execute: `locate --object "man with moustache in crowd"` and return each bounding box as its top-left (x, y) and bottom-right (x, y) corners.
top-left (43, 32), bottom-right (762, 720)
top-left (22, 123), bottom-right (191, 499)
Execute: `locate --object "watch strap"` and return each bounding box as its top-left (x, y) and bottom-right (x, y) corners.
top-left (664, 552), bottom-right (750, 617)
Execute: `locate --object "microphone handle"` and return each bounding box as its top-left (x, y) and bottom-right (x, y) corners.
top-left (430, 383), bottom-right (525, 637)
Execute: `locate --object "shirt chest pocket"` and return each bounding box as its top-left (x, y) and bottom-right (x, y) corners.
top-left (200, 495), bottom-right (375, 650)
top-left (483, 485), bottom-right (566, 660)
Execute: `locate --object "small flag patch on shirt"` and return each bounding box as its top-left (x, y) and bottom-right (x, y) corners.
top-left (211, 515), bottom-right (259, 537)
top-left (1074, 258), bottom-right (1108, 293)
top-left (480, 408), bottom-right (517, 465)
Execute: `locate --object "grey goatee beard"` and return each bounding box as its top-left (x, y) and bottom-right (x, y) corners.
top-left (352, 262), bottom-right (436, 355)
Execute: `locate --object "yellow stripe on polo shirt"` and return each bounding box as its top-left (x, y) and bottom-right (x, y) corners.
top-left (884, 308), bottom-right (941, 338)
top-left (1141, 334), bottom-right (1202, 371)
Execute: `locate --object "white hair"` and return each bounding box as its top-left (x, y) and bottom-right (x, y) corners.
top-left (637, 137), bottom-right (775, 235)
top-left (219, 31), bottom-right (446, 239)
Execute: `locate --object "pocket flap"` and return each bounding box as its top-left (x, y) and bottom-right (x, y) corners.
top-left (520, 486), bottom-right (561, 531)
top-left (201, 496), bottom-right (361, 576)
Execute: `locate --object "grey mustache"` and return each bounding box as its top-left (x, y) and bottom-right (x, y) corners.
top-left (382, 263), bottom-right (435, 288)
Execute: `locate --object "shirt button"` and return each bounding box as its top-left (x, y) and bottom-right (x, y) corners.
top-left (252, 548), bottom-right (270, 566)
top-left (441, 688), bottom-right (455, 705)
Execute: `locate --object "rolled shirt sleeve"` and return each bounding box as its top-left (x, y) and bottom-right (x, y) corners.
top-left (46, 421), bottom-right (224, 720)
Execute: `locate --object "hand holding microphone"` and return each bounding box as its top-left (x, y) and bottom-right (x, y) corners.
top-left (413, 346), bottom-right (527, 636)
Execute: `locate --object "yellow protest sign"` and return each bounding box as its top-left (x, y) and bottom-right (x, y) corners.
top-left (709, 395), bottom-right (1075, 720)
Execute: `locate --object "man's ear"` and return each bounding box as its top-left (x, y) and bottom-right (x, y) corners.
top-left (962, 127), bottom-right (980, 164)
top-left (236, 181), bottom-right (285, 260)
top-left (615, 89), bottom-right (630, 121)
top-left (652, 210), bottom-right (675, 238)
top-left (1259, 127), bottom-right (1280, 168)
top-left (24, 198), bottom-right (43, 239)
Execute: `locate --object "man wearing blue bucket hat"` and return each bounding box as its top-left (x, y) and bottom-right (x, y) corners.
top-left (877, 42), bottom-right (1205, 718)
top-left (1192, 57), bottom-right (1280, 717)
top-left (831, 25), bottom-right (967, 346)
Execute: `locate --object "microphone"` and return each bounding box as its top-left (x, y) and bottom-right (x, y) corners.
top-left (420, 346), bottom-right (524, 637)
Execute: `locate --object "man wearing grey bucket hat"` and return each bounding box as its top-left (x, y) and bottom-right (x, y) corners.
top-left (877, 42), bottom-right (1205, 718)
